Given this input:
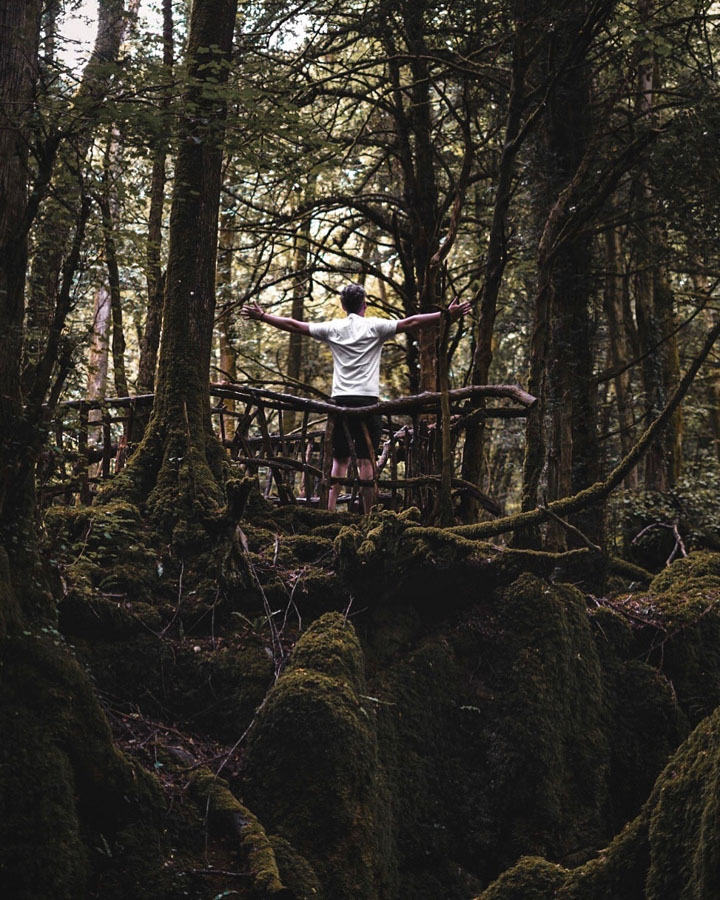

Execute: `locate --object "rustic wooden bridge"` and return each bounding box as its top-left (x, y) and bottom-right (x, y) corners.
top-left (42, 382), bottom-right (536, 518)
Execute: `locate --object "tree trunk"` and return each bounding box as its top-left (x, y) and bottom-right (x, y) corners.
top-left (86, 285), bottom-right (112, 459)
top-left (520, 1), bottom-right (609, 549)
top-left (405, 1), bottom-right (441, 392)
top-left (99, 129), bottom-right (129, 398)
top-left (285, 173), bottom-right (316, 430)
top-left (633, 0), bottom-right (682, 491)
top-left (603, 226), bottom-right (639, 489)
top-left (24, 0), bottom-right (134, 397)
top-left (460, 10), bottom-right (532, 521)
top-left (105, 0), bottom-right (239, 548)
top-left (1, 8), bottom-right (167, 898)
top-left (0, 0), bottom-right (44, 566)
top-left (216, 215), bottom-right (237, 438)
top-left (382, 3), bottom-right (441, 393)
top-left (136, 0), bottom-right (173, 399)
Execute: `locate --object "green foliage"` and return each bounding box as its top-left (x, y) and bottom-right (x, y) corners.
top-left (618, 467), bottom-right (720, 570)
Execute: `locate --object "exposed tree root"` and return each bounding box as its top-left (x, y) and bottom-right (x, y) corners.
top-left (192, 768), bottom-right (295, 898)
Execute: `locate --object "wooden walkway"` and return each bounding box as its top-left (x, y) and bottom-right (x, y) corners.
top-left (41, 382), bottom-right (536, 517)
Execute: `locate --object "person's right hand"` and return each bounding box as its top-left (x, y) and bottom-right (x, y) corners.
top-left (448, 297), bottom-right (471, 319)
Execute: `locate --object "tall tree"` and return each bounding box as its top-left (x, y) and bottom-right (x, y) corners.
top-left (632, 0), bottom-right (683, 491)
top-left (136, 0), bottom-right (174, 398)
top-left (1, 6), bottom-right (167, 898)
top-left (459, 0), bottom-right (539, 521)
top-left (0, 0), bottom-right (45, 566)
top-left (106, 0), bottom-right (241, 550)
top-left (520, 0), bottom-right (617, 548)
top-left (23, 0), bottom-right (135, 399)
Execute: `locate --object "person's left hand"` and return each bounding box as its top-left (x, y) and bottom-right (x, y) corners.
top-left (241, 301), bottom-right (265, 321)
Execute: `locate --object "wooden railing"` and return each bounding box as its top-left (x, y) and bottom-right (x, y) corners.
top-left (41, 382), bottom-right (536, 516)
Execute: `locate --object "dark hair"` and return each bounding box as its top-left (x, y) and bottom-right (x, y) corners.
top-left (340, 283), bottom-right (366, 314)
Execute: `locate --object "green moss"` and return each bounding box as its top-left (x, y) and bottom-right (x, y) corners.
top-left (373, 637), bottom-right (483, 898)
top-left (479, 705), bottom-right (720, 899)
top-left (477, 574), bottom-right (612, 868)
top-left (478, 856), bottom-right (567, 899)
top-left (284, 535), bottom-right (334, 563)
top-left (193, 769), bottom-right (292, 897)
top-left (589, 606), bottom-right (688, 828)
top-left (243, 612), bottom-right (395, 900)
top-left (270, 836), bottom-right (324, 900)
top-left (45, 501), bottom-right (161, 604)
top-left (0, 632), bottom-right (170, 899)
top-left (268, 506), bottom-right (355, 534)
top-left (645, 707), bottom-right (720, 899)
top-left (65, 632), bottom-right (273, 745)
top-left (648, 550), bottom-right (720, 594)
top-left (333, 509), bottom-right (477, 598)
top-left (0, 702), bottom-right (89, 899)
top-left (628, 552), bottom-right (720, 724)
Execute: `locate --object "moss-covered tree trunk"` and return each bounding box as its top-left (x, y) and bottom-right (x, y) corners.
top-left (459, 7), bottom-right (531, 522)
top-left (603, 226), bottom-right (639, 490)
top-left (107, 0), bottom-right (239, 548)
top-left (520, 0), bottom-right (610, 549)
top-left (0, 0), bottom-right (44, 576)
top-left (136, 0), bottom-right (173, 399)
top-left (23, 0), bottom-right (133, 390)
top-left (284, 173), bottom-right (316, 430)
top-left (1, 7), bottom-right (169, 897)
top-left (633, 0), bottom-right (682, 491)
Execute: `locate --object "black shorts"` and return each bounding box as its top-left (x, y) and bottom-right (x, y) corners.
top-left (332, 396), bottom-right (382, 460)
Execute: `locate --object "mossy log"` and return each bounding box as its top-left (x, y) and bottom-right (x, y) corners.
top-left (192, 769), bottom-right (295, 898)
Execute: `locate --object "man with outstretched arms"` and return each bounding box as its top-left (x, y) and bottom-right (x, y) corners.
top-left (243, 283), bottom-right (470, 513)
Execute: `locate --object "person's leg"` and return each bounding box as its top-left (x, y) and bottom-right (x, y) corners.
top-left (329, 457), bottom-right (349, 511)
top-left (357, 458), bottom-right (375, 514)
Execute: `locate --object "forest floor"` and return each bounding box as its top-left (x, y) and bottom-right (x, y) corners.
top-left (41, 489), bottom-right (720, 899)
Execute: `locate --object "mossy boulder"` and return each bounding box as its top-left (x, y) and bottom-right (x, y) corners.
top-left (470, 574), bottom-right (612, 870)
top-left (589, 606), bottom-right (688, 829)
top-left (478, 702), bottom-right (720, 899)
top-left (242, 612), bottom-right (395, 899)
top-left (0, 632), bottom-right (170, 899)
top-left (45, 501), bottom-right (161, 604)
top-left (630, 551), bottom-right (720, 724)
top-left (65, 631), bottom-right (273, 744)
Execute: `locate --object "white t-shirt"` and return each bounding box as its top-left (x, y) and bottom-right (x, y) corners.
top-left (308, 313), bottom-right (397, 397)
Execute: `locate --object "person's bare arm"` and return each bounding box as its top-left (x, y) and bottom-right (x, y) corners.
top-left (241, 301), bottom-right (311, 335)
top-left (395, 297), bottom-right (471, 334)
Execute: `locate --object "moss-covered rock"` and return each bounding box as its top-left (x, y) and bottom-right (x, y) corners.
top-left (475, 574), bottom-right (612, 869)
top-left (589, 606), bottom-right (688, 829)
top-left (0, 632), bottom-right (171, 899)
top-left (478, 856), bottom-right (567, 899)
top-left (242, 612), bottom-right (395, 899)
top-left (479, 702), bottom-right (720, 899)
top-left (628, 551), bottom-right (720, 724)
top-left (64, 630), bottom-right (273, 745)
top-left (45, 501), bottom-right (162, 605)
